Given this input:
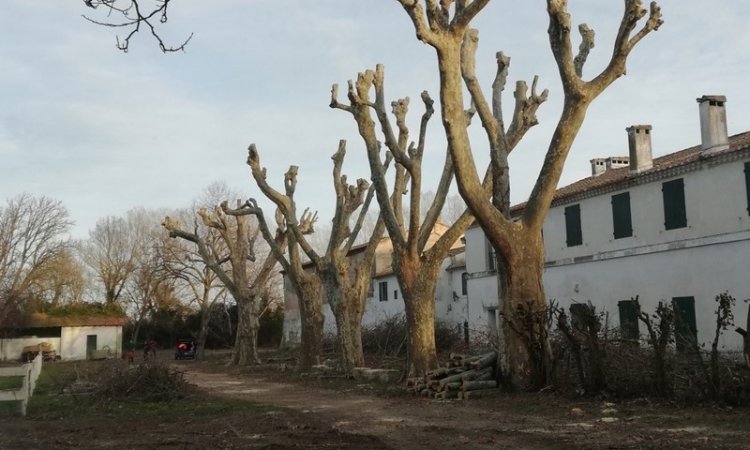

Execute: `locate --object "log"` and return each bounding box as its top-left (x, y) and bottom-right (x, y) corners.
top-left (438, 369), bottom-right (475, 386)
top-left (443, 382), bottom-right (462, 391)
top-left (461, 380), bottom-right (498, 392)
top-left (434, 390), bottom-right (459, 400)
top-left (462, 388), bottom-right (504, 400)
top-left (460, 366), bottom-right (493, 382)
top-left (468, 351), bottom-right (497, 370)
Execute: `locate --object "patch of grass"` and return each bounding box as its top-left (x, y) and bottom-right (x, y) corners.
top-left (26, 360), bottom-right (272, 420)
top-left (0, 376), bottom-right (24, 390)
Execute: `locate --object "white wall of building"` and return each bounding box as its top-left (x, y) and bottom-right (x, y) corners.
top-left (544, 161), bottom-right (750, 263)
top-left (464, 157), bottom-right (750, 350)
top-left (0, 337), bottom-right (62, 361)
top-left (60, 326), bottom-right (122, 360)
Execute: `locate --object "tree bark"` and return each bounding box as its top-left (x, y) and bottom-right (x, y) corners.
top-left (496, 230), bottom-right (549, 391)
top-left (297, 281), bottom-right (324, 371)
top-left (397, 253), bottom-right (442, 377)
top-left (232, 295), bottom-right (261, 365)
top-left (326, 281), bottom-right (366, 373)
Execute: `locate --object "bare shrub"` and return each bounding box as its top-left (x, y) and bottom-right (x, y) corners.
top-left (96, 361), bottom-right (189, 402)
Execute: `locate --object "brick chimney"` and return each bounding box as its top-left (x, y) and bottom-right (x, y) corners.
top-left (627, 125), bottom-right (653, 173)
top-left (697, 95), bottom-right (729, 154)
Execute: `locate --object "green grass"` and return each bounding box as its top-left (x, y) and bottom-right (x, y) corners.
top-left (25, 360), bottom-right (271, 420)
top-left (0, 376), bottom-right (24, 390)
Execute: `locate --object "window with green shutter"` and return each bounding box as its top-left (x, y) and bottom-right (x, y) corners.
top-left (611, 192), bottom-right (633, 239)
top-left (744, 162), bottom-right (750, 214)
top-left (662, 178), bottom-right (687, 230)
top-left (618, 299), bottom-right (639, 340)
top-left (565, 204), bottom-right (582, 247)
top-left (672, 296), bottom-right (697, 352)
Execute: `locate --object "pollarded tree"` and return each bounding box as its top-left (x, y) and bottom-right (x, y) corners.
top-left (220, 198), bottom-right (322, 371)
top-left (330, 69), bottom-right (485, 376)
top-left (162, 201), bottom-right (286, 365)
top-left (246, 141), bottom-right (387, 374)
top-left (393, 0), bottom-right (662, 389)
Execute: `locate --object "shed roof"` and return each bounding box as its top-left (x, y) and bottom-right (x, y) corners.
top-left (24, 313), bottom-right (128, 328)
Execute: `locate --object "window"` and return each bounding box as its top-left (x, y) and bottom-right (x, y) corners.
top-left (617, 300), bottom-right (639, 340)
top-left (744, 162), bottom-right (750, 214)
top-left (564, 204), bottom-right (583, 247)
top-left (486, 238), bottom-right (496, 271)
top-left (673, 296), bottom-right (697, 352)
top-left (611, 192), bottom-right (633, 239)
top-left (662, 178), bottom-right (687, 230)
top-left (378, 281), bottom-right (388, 302)
top-left (461, 272), bottom-right (468, 296)
top-left (393, 290), bottom-right (398, 300)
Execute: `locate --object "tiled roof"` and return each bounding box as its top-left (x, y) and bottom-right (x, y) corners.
top-left (511, 131), bottom-right (750, 213)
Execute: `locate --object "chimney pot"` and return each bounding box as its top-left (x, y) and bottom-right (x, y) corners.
top-left (697, 95), bottom-right (729, 154)
top-left (627, 124), bottom-right (653, 173)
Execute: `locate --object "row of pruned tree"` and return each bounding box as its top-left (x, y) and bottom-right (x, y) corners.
top-left (86, 0), bottom-right (664, 390)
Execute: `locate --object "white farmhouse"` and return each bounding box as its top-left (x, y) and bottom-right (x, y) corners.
top-left (0, 313), bottom-right (126, 361)
top-left (467, 95), bottom-right (750, 350)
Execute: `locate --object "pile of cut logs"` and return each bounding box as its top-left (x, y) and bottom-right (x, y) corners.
top-left (407, 351), bottom-right (499, 399)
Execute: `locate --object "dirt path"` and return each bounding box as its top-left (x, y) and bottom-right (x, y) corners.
top-left (182, 365), bottom-right (750, 450)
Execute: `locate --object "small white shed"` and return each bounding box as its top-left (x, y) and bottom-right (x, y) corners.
top-left (0, 313), bottom-right (127, 361)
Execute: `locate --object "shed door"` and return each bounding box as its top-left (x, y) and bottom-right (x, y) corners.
top-left (86, 335), bottom-right (97, 358)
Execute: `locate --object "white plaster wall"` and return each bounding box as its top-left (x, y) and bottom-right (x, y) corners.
top-left (360, 274), bottom-right (404, 328)
top-left (544, 161), bottom-right (750, 262)
top-left (544, 238), bottom-right (750, 350)
top-left (465, 226), bottom-right (491, 273)
top-left (0, 337), bottom-right (62, 361)
top-left (60, 326), bottom-right (122, 360)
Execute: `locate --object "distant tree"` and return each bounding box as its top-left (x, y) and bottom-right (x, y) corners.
top-left (163, 201), bottom-right (286, 365)
top-left (79, 215), bottom-right (142, 306)
top-left (0, 194), bottom-right (73, 326)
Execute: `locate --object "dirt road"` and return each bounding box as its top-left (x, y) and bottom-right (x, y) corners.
top-left (183, 364), bottom-right (750, 449)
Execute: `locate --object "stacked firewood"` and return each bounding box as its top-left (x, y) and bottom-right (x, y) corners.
top-left (407, 351), bottom-right (499, 400)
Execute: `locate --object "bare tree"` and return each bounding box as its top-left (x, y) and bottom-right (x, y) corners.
top-left (393, 0), bottom-right (662, 389)
top-left (160, 215), bottom-right (226, 359)
top-left (219, 194), bottom-right (323, 371)
top-left (163, 201), bottom-right (285, 365)
top-left (331, 69), bottom-right (479, 376)
top-left (0, 194), bottom-right (73, 326)
top-left (246, 141), bottom-right (387, 373)
top-left (82, 0), bottom-right (192, 52)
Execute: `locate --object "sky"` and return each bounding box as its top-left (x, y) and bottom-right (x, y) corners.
top-left (1, 1), bottom-right (749, 239)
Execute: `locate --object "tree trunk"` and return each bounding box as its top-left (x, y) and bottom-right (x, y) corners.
top-left (196, 305), bottom-right (211, 360)
top-left (325, 274), bottom-right (365, 374)
top-left (297, 282), bottom-right (324, 371)
top-left (232, 297), bottom-right (261, 365)
top-left (497, 232), bottom-right (550, 391)
top-left (399, 277), bottom-right (438, 377)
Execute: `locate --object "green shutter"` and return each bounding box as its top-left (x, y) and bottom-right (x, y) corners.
top-left (744, 162), bottom-right (750, 214)
top-left (617, 300), bottom-right (639, 340)
top-left (565, 204), bottom-right (582, 247)
top-left (611, 192), bottom-right (633, 239)
top-left (672, 296), bottom-right (697, 351)
top-left (662, 178), bottom-right (687, 230)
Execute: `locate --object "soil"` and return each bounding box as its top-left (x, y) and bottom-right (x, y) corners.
top-left (2, 354), bottom-right (750, 449)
